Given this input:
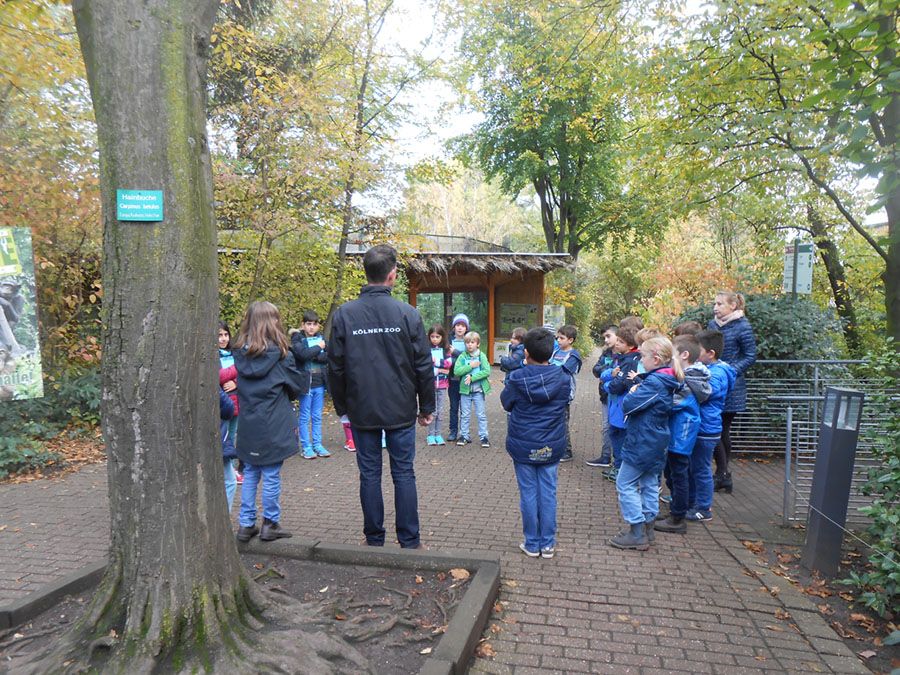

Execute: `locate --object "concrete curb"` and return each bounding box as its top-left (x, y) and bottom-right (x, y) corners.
top-left (0, 542), bottom-right (500, 675)
top-left (0, 558), bottom-right (107, 630)
top-left (707, 522), bottom-right (869, 674)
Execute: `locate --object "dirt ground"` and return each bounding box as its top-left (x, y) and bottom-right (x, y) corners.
top-left (0, 553), bottom-right (472, 673)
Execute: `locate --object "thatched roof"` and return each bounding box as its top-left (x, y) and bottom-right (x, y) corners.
top-left (401, 252), bottom-right (571, 276)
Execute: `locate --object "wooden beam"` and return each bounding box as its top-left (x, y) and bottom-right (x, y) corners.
top-left (487, 273), bottom-right (496, 363)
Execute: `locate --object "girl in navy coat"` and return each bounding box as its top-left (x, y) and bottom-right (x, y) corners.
top-left (708, 291), bottom-right (757, 492)
top-left (609, 337), bottom-right (683, 551)
top-left (233, 301), bottom-right (308, 543)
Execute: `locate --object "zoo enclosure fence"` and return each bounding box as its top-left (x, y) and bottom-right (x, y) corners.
top-left (729, 360), bottom-right (894, 526)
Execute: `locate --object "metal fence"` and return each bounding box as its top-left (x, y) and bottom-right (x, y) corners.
top-left (730, 359), bottom-right (893, 525)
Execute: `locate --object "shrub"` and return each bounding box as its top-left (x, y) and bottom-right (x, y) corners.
top-left (840, 342), bottom-right (900, 617)
top-left (0, 366), bottom-right (101, 478)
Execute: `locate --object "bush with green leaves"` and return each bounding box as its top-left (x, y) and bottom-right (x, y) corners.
top-left (840, 342), bottom-right (900, 617)
top-left (0, 367), bottom-right (101, 478)
top-left (675, 294), bottom-right (844, 376)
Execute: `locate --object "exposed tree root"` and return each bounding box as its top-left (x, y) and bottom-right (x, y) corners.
top-left (7, 563), bottom-right (373, 674)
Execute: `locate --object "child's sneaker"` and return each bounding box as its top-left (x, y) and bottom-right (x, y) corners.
top-left (480, 437), bottom-right (490, 448)
top-left (435, 436), bottom-right (445, 446)
top-left (456, 437), bottom-right (471, 446)
top-left (446, 433), bottom-right (457, 442)
top-left (602, 467), bottom-right (618, 481)
top-left (315, 446), bottom-right (331, 458)
top-left (519, 543), bottom-right (539, 558)
top-left (540, 546), bottom-right (555, 559)
top-left (235, 472), bottom-right (243, 484)
top-left (426, 435), bottom-right (436, 446)
top-left (302, 447), bottom-right (317, 460)
top-left (660, 494), bottom-right (673, 504)
top-left (559, 451), bottom-right (573, 462)
top-left (686, 509), bottom-right (713, 522)
top-left (344, 439), bottom-right (356, 452)
top-left (585, 456), bottom-right (611, 467)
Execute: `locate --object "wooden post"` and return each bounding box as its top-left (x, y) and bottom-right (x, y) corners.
top-left (487, 272), bottom-right (496, 362)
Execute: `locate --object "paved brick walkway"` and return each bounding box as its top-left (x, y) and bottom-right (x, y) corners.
top-left (0, 355), bottom-right (867, 673)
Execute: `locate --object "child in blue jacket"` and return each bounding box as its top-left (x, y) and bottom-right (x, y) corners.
top-left (656, 335), bottom-right (709, 534)
top-left (290, 310), bottom-right (330, 459)
top-left (609, 336), bottom-right (682, 551)
top-left (689, 329), bottom-right (737, 521)
top-left (499, 326), bottom-right (526, 384)
top-left (501, 328), bottom-right (570, 559)
top-left (599, 326), bottom-right (641, 480)
top-left (551, 325), bottom-right (582, 462)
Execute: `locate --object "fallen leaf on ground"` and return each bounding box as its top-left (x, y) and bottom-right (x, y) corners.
top-left (415, 575), bottom-right (423, 584)
top-left (475, 642), bottom-right (496, 658)
top-left (490, 623), bottom-right (502, 634)
top-left (775, 608), bottom-right (791, 620)
top-left (503, 580), bottom-right (517, 588)
top-left (420, 647), bottom-right (432, 655)
top-left (765, 625), bottom-right (784, 632)
top-left (857, 650), bottom-right (876, 660)
top-left (436, 572), bottom-right (446, 581)
top-left (755, 656), bottom-right (766, 661)
top-left (742, 540), bottom-right (765, 554)
top-left (450, 568), bottom-right (470, 581)
top-left (319, 586), bottom-right (328, 593)
top-left (839, 592), bottom-right (855, 602)
top-left (493, 602), bottom-right (504, 613)
top-left (817, 604), bottom-right (834, 616)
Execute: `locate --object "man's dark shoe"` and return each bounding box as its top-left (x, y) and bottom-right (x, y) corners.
top-left (260, 518), bottom-right (293, 541)
top-left (654, 515), bottom-right (687, 534)
top-left (236, 524), bottom-right (259, 543)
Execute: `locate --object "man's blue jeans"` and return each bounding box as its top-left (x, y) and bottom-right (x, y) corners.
top-left (513, 461), bottom-right (559, 552)
top-left (352, 424), bottom-right (420, 548)
top-left (239, 461), bottom-right (283, 527)
top-left (615, 460), bottom-right (660, 524)
top-left (690, 436), bottom-right (718, 511)
top-left (459, 391), bottom-right (488, 440)
top-left (298, 385), bottom-right (325, 451)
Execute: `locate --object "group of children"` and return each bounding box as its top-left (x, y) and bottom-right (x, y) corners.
top-left (581, 318), bottom-right (737, 551)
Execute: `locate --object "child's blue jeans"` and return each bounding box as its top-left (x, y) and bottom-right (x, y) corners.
top-left (690, 436), bottom-right (718, 512)
top-left (609, 426), bottom-right (627, 469)
top-left (513, 461), bottom-right (559, 552)
top-left (239, 461), bottom-right (283, 527)
top-left (459, 391), bottom-right (488, 440)
top-left (666, 452), bottom-right (691, 518)
top-left (298, 385), bottom-right (325, 450)
top-left (428, 388), bottom-right (446, 437)
top-left (224, 458), bottom-right (236, 511)
top-left (615, 460), bottom-right (660, 525)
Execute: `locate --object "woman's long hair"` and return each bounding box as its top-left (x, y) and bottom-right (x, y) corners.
top-left (235, 301), bottom-right (289, 357)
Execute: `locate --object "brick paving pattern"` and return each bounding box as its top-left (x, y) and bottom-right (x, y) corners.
top-left (0, 353), bottom-right (867, 673)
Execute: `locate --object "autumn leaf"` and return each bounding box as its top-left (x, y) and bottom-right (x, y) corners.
top-left (474, 642), bottom-right (496, 658)
top-left (857, 650), bottom-right (876, 660)
top-left (415, 575), bottom-right (423, 584)
top-left (742, 540), bottom-right (765, 555)
top-left (450, 568), bottom-right (470, 581)
top-left (775, 608), bottom-right (791, 620)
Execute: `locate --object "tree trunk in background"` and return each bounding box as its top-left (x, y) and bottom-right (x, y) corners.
top-left (806, 206), bottom-right (861, 357)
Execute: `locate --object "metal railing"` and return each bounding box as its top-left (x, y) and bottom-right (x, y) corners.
top-left (733, 360), bottom-right (893, 525)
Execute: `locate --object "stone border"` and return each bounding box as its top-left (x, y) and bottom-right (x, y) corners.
top-left (0, 542), bottom-right (500, 675)
top-left (706, 524), bottom-right (870, 674)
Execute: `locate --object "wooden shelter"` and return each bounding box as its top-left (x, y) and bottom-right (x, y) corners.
top-left (349, 236), bottom-right (571, 362)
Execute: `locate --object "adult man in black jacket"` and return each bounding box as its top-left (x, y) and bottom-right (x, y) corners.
top-left (328, 244), bottom-right (435, 548)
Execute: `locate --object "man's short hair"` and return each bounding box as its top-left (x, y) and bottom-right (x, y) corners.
top-left (524, 327), bottom-right (554, 362)
top-left (363, 244), bottom-right (397, 283)
top-left (673, 334), bottom-right (701, 364)
top-left (696, 329), bottom-right (724, 359)
top-left (558, 324), bottom-right (577, 340)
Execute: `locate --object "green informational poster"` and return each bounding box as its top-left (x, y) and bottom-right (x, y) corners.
top-left (499, 303), bottom-right (538, 335)
top-left (0, 227), bottom-right (44, 401)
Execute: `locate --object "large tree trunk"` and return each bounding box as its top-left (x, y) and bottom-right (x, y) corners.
top-left (20, 2), bottom-right (368, 671)
top-left (806, 205), bottom-right (861, 357)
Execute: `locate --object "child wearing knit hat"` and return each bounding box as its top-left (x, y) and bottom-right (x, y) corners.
top-left (446, 313), bottom-right (470, 441)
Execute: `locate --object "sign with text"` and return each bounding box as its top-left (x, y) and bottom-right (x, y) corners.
top-left (542, 304), bottom-right (565, 330)
top-left (116, 189), bottom-right (164, 221)
top-left (0, 227), bottom-right (44, 401)
top-left (499, 303), bottom-right (538, 335)
top-left (783, 241), bottom-right (814, 294)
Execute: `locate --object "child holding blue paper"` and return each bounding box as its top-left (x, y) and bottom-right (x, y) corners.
top-left (290, 310), bottom-right (330, 459)
top-left (427, 324), bottom-right (453, 446)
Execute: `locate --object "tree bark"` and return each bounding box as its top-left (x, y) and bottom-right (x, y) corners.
top-left (806, 205), bottom-right (861, 357)
top-left (19, 2), bottom-right (371, 671)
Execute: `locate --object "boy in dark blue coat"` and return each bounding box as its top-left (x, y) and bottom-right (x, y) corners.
top-left (501, 328), bottom-right (570, 559)
top-left (551, 324), bottom-right (583, 462)
top-left (290, 309), bottom-right (330, 459)
top-left (610, 336), bottom-right (682, 551)
top-left (599, 326), bottom-right (641, 481)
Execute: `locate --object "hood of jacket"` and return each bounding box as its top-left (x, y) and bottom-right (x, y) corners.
top-left (651, 366), bottom-right (681, 394)
top-left (234, 345), bottom-right (285, 379)
top-left (506, 361), bottom-right (569, 403)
